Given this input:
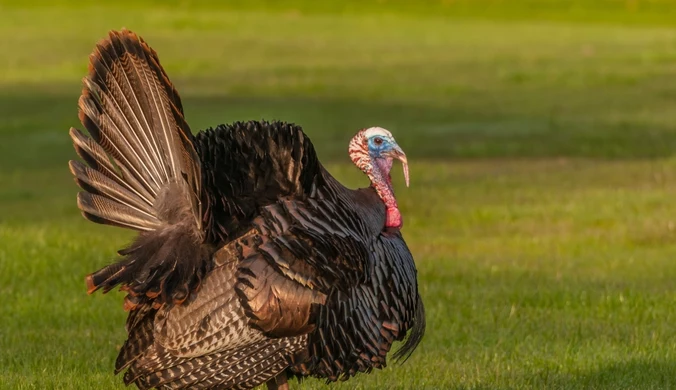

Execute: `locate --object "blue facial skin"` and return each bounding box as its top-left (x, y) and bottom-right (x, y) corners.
top-left (367, 135), bottom-right (396, 159)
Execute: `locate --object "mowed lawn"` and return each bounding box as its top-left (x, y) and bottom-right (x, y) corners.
top-left (2, 1), bottom-right (676, 389)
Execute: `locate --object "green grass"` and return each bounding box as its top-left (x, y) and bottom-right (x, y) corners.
top-left (2, 1), bottom-right (676, 389)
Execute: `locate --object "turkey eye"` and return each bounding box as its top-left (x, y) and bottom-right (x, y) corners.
top-left (373, 137), bottom-right (383, 145)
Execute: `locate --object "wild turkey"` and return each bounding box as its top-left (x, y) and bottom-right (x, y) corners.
top-left (69, 29), bottom-right (425, 389)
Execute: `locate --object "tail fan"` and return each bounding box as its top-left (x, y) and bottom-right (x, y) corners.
top-left (70, 29), bottom-right (206, 306)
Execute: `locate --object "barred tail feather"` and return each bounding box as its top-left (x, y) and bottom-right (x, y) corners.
top-left (70, 29), bottom-right (206, 305)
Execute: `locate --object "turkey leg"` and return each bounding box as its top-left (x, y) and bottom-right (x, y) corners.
top-left (266, 372), bottom-right (289, 390)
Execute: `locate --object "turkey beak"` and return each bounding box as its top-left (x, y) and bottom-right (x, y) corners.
top-left (383, 145), bottom-right (409, 187)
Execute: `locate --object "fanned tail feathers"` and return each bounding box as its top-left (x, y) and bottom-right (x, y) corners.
top-left (70, 29), bottom-right (206, 306)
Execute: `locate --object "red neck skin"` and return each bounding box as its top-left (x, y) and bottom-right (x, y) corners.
top-left (371, 157), bottom-right (402, 229)
top-left (349, 131), bottom-right (402, 229)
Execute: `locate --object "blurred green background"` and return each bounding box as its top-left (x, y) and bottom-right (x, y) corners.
top-left (2, 1), bottom-right (676, 389)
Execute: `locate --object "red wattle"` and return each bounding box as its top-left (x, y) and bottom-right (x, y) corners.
top-left (385, 207), bottom-right (403, 229)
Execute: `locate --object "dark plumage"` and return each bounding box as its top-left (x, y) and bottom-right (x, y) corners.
top-left (69, 29), bottom-right (425, 389)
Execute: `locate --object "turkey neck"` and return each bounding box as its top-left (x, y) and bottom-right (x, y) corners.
top-left (370, 157), bottom-right (398, 211)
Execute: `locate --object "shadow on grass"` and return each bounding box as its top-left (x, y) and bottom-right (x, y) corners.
top-left (542, 359), bottom-right (676, 390)
top-left (2, 87), bottom-right (676, 176)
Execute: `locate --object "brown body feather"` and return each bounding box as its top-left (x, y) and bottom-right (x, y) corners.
top-left (70, 30), bottom-right (424, 389)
